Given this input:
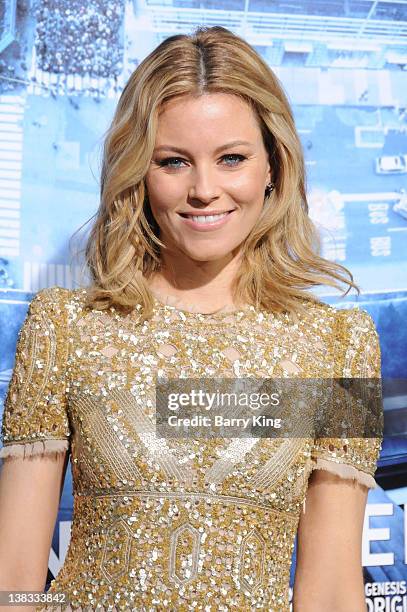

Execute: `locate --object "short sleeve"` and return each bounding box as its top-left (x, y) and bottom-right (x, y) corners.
top-left (310, 307), bottom-right (383, 490)
top-left (0, 286), bottom-right (71, 461)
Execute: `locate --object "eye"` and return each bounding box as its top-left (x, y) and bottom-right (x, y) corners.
top-left (157, 154), bottom-right (246, 169)
top-left (158, 157), bottom-right (185, 169)
top-left (222, 154), bottom-right (246, 166)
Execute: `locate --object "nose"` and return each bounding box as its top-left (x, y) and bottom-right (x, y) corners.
top-left (188, 165), bottom-right (220, 203)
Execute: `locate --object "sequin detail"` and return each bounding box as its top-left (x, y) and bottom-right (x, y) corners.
top-left (0, 286), bottom-right (383, 611)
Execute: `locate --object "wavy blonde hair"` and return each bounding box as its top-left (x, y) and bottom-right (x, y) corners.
top-left (78, 25), bottom-right (360, 322)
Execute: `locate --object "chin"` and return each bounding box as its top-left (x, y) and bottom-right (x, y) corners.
top-left (184, 248), bottom-right (238, 262)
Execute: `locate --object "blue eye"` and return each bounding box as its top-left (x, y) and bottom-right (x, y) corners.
top-left (222, 154), bottom-right (246, 166)
top-left (158, 154), bottom-right (246, 169)
top-left (159, 157), bottom-right (184, 169)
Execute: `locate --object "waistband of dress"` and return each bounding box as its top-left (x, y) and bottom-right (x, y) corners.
top-left (73, 489), bottom-right (298, 520)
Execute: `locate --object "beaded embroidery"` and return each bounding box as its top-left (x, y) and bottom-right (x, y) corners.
top-left (0, 286), bottom-right (383, 611)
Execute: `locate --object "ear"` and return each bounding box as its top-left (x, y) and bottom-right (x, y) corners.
top-left (265, 171), bottom-right (273, 191)
top-left (266, 156), bottom-right (273, 186)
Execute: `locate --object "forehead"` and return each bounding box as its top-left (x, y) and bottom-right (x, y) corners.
top-left (160, 92), bottom-right (251, 111)
top-left (156, 93), bottom-right (262, 144)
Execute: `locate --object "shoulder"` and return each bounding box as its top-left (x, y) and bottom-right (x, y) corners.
top-left (330, 305), bottom-right (381, 377)
top-left (298, 299), bottom-right (377, 333)
top-left (21, 287), bottom-right (100, 363)
top-left (26, 285), bottom-right (91, 327)
top-left (28, 285), bottom-right (71, 310)
top-left (331, 305), bottom-right (379, 345)
top-left (287, 300), bottom-right (380, 357)
top-left (286, 297), bottom-right (337, 330)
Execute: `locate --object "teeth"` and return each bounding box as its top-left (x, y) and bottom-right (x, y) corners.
top-left (186, 212), bottom-right (230, 224)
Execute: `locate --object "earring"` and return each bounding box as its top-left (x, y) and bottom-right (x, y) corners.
top-left (265, 182), bottom-right (275, 197)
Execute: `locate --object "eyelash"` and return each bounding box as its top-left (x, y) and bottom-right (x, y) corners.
top-left (157, 154), bottom-right (246, 169)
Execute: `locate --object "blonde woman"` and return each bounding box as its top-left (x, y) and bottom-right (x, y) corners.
top-left (0, 26), bottom-right (382, 612)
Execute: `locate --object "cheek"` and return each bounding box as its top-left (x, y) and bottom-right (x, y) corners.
top-left (228, 170), bottom-right (265, 199)
top-left (235, 178), bottom-right (265, 221)
top-left (149, 202), bottom-right (174, 228)
top-left (145, 184), bottom-right (177, 219)
top-left (145, 173), bottom-right (185, 207)
top-left (146, 197), bottom-right (182, 235)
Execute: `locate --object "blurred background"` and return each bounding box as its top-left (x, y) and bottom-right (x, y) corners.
top-left (0, 0), bottom-right (406, 606)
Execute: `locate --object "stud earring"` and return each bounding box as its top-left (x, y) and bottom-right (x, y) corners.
top-left (265, 182), bottom-right (275, 197)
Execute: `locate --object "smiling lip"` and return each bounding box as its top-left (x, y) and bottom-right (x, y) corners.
top-left (178, 209), bottom-right (235, 216)
top-left (178, 209), bottom-right (236, 231)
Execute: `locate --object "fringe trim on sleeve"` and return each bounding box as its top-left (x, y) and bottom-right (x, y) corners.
top-left (301, 457), bottom-right (378, 514)
top-left (0, 439), bottom-right (69, 460)
top-left (311, 457), bottom-right (378, 489)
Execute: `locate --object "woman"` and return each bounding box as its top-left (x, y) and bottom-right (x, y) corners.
top-left (0, 25), bottom-right (382, 611)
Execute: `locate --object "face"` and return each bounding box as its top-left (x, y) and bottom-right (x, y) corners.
top-left (144, 93), bottom-right (272, 270)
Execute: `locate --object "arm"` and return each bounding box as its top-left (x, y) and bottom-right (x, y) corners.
top-left (0, 287), bottom-right (72, 611)
top-left (293, 306), bottom-right (382, 609)
top-left (0, 452), bottom-right (68, 611)
top-left (293, 468), bottom-right (368, 611)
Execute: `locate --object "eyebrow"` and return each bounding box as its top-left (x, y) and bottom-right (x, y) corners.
top-left (153, 140), bottom-right (253, 155)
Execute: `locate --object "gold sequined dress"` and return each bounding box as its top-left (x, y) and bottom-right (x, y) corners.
top-left (0, 286), bottom-right (383, 612)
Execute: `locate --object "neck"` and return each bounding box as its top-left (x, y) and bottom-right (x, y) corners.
top-left (145, 274), bottom-right (247, 314)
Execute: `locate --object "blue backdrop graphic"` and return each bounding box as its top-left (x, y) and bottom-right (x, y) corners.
top-left (0, 1), bottom-right (406, 607)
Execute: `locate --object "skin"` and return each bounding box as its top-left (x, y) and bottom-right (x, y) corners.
top-left (144, 92), bottom-right (272, 313)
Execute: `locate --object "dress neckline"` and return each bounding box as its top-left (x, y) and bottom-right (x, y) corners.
top-left (151, 292), bottom-right (256, 321)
